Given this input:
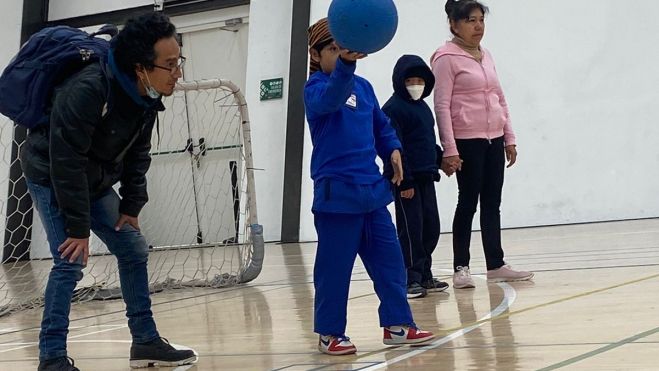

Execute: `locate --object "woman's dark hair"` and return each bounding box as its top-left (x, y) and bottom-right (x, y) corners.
top-left (445, 0), bottom-right (489, 35)
top-left (112, 12), bottom-right (177, 78)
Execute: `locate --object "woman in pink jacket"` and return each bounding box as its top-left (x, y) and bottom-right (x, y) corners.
top-left (432, 0), bottom-right (533, 289)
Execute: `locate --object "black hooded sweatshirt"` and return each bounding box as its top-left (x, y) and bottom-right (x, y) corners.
top-left (382, 55), bottom-right (442, 191)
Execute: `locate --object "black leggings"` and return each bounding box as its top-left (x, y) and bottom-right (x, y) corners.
top-left (452, 136), bottom-right (506, 271)
top-left (394, 179), bottom-right (440, 285)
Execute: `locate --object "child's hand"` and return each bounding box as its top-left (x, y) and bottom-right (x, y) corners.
top-left (400, 189), bottom-right (415, 199)
top-left (441, 156), bottom-right (463, 176)
top-left (390, 150), bottom-right (404, 186)
top-left (338, 43), bottom-right (367, 62)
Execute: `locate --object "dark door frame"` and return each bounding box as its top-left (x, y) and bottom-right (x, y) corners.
top-left (279, 0), bottom-right (310, 243)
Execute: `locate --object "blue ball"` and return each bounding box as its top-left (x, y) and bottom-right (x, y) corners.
top-left (328, 0), bottom-right (399, 54)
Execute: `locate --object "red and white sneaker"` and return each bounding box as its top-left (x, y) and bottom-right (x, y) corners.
top-left (318, 335), bottom-right (357, 355)
top-left (383, 325), bottom-right (435, 345)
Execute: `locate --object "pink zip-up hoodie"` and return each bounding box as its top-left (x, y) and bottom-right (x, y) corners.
top-left (431, 41), bottom-right (515, 157)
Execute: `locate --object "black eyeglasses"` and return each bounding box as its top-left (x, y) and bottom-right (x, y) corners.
top-left (152, 56), bottom-right (186, 74)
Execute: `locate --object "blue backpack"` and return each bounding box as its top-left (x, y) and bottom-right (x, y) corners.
top-left (0, 24), bottom-right (118, 128)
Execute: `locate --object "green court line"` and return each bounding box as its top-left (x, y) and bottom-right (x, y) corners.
top-left (536, 326), bottom-right (659, 370)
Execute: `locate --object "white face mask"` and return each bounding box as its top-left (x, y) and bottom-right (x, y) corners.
top-left (406, 84), bottom-right (425, 101)
top-left (141, 70), bottom-right (161, 99)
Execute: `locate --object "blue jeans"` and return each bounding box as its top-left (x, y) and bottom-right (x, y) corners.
top-left (27, 181), bottom-right (159, 361)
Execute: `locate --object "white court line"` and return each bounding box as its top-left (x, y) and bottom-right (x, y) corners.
top-left (0, 340), bottom-right (133, 347)
top-left (0, 342), bottom-right (33, 347)
top-left (0, 324), bottom-right (127, 347)
top-left (0, 329), bottom-right (197, 370)
top-left (361, 281), bottom-right (517, 371)
top-left (0, 325), bottom-right (128, 354)
top-left (0, 324), bottom-right (126, 337)
top-left (1, 273), bottom-right (514, 369)
top-left (0, 328), bottom-right (19, 335)
top-left (69, 325), bottom-right (126, 329)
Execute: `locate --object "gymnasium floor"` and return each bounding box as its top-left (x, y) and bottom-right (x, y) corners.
top-left (1, 219), bottom-right (658, 370)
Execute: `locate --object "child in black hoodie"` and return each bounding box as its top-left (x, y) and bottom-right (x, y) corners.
top-left (383, 55), bottom-right (449, 299)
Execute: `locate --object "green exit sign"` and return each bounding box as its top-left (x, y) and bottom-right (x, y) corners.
top-left (260, 78), bottom-right (284, 101)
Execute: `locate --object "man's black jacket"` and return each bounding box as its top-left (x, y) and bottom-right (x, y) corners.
top-left (20, 62), bottom-right (164, 238)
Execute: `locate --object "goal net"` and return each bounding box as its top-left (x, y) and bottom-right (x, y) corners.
top-left (0, 78), bottom-right (264, 316)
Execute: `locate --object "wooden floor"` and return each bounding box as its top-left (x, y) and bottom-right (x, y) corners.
top-left (1, 219), bottom-right (658, 370)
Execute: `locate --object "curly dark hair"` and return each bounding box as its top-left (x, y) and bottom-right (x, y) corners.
top-left (445, 0), bottom-right (489, 35)
top-left (112, 12), bottom-right (177, 78)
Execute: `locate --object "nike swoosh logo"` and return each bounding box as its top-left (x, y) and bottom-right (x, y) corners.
top-left (320, 339), bottom-right (330, 346)
top-left (389, 329), bottom-right (406, 337)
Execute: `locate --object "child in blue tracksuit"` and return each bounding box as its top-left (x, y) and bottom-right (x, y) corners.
top-left (382, 55), bottom-right (449, 299)
top-left (304, 18), bottom-right (435, 356)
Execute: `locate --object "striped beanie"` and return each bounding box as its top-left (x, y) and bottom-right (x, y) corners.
top-left (308, 18), bottom-right (333, 75)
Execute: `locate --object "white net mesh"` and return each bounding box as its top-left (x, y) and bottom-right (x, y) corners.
top-left (0, 79), bottom-right (263, 316)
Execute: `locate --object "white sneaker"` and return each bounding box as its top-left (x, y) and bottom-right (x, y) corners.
top-left (453, 266), bottom-right (475, 289)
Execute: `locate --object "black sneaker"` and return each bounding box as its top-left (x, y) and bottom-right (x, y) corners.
top-left (38, 357), bottom-right (80, 371)
top-left (407, 282), bottom-right (427, 299)
top-left (129, 337), bottom-right (198, 368)
top-left (422, 278), bottom-right (449, 292)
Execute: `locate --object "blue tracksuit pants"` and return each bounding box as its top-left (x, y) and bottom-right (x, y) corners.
top-left (313, 206), bottom-right (414, 336)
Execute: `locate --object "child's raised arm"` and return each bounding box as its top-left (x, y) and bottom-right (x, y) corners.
top-left (304, 58), bottom-right (356, 119)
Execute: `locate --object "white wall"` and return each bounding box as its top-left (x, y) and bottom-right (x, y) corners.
top-left (300, 0), bottom-right (659, 241)
top-left (0, 0), bottom-right (24, 247)
top-left (48, 0), bottom-right (153, 21)
top-left (243, 0), bottom-right (293, 241)
top-left (26, 0), bottom-right (659, 245)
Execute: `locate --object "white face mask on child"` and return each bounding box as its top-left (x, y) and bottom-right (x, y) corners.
top-left (406, 84), bottom-right (425, 101)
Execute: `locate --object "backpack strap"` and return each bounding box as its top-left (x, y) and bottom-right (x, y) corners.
top-left (90, 24), bottom-right (119, 38)
top-left (98, 58), bottom-right (114, 119)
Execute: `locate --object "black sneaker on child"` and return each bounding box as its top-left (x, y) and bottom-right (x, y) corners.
top-left (129, 337), bottom-right (198, 368)
top-left (407, 282), bottom-right (427, 299)
top-left (422, 278), bottom-right (449, 292)
top-left (38, 356), bottom-right (80, 371)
